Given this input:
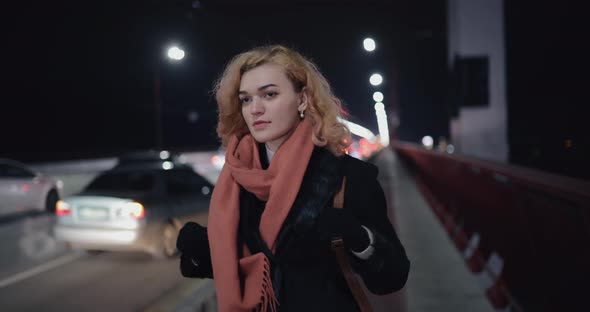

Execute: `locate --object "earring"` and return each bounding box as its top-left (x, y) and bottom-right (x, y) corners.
top-left (299, 110), bottom-right (305, 119)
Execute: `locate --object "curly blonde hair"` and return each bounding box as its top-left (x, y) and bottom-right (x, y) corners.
top-left (212, 44), bottom-right (351, 156)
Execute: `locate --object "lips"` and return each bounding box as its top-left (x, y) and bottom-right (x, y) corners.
top-left (253, 121), bottom-right (270, 130)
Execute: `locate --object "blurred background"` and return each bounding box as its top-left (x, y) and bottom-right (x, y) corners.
top-left (0, 0), bottom-right (588, 311)
top-left (1, 0), bottom-right (587, 181)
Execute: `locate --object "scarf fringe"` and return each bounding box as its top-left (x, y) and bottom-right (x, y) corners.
top-left (258, 256), bottom-right (279, 312)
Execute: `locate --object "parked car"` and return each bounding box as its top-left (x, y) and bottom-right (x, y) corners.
top-left (53, 161), bottom-right (213, 259)
top-left (0, 158), bottom-right (62, 217)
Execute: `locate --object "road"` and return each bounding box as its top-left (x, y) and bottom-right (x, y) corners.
top-left (0, 250), bottom-right (185, 312)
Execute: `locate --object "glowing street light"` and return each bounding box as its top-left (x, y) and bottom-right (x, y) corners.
top-left (363, 38), bottom-right (376, 52)
top-left (167, 46), bottom-right (185, 61)
top-left (373, 91), bottom-right (384, 102)
top-left (446, 144), bottom-right (455, 154)
top-left (374, 102), bottom-right (389, 147)
top-left (155, 44), bottom-right (186, 149)
top-left (369, 73), bottom-right (383, 86)
top-left (337, 117), bottom-right (376, 141)
top-left (422, 136), bottom-right (434, 149)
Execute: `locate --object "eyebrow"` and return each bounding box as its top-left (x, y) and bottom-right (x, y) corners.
top-left (238, 84), bottom-right (278, 95)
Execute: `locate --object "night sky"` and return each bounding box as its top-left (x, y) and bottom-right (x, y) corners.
top-left (4, 0), bottom-right (438, 159)
top-left (1, 0), bottom-right (588, 181)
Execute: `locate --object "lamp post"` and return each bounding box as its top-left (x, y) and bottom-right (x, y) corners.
top-left (154, 45), bottom-right (185, 149)
top-left (363, 38), bottom-right (376, 52)
top-left (362, 38), bottom-right (391, 147)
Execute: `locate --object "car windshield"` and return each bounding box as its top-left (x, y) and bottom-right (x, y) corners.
top-left (0, 163), bottom-right (36, 178)
top-left (85, 171), bottom-right (155, 192)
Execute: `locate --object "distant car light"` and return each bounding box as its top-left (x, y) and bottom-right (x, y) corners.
top-left (56, 200), bottom-right (71, 216)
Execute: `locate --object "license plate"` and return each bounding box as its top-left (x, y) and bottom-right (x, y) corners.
top-left (78, 207), bottom-right (109, 221)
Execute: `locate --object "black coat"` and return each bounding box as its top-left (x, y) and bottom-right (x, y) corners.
top-left (180, 147), bottom-right (410, 311)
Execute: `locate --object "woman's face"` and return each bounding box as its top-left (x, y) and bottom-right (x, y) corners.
top-left (239, 63), bottom-right (307, 151)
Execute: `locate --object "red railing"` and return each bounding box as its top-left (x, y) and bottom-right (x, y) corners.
top-left (392, 141), bottom-right (590, 312)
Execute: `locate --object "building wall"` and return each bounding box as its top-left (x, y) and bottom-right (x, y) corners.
top-left (447, 0), bottom-right (508, 162)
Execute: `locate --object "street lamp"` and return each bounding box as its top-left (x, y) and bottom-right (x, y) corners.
top-left (363, 38), bottom-right (376, 52)
top-left (373, 91), bottom-right (384, 102)
top-left (369, 73), bottom-right (383, 86)
top-left (374, 102), bottom-right (390, 147)
top-left (167, 46), bottom-right (185, 61)
top-left (154, 44), bottom-right (185, 149)
top-left (360, 38), bottom-right (392, 147)
top-left (422, 135), bottom-right (434, 149)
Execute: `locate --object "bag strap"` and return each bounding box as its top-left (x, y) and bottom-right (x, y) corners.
top-left (331, 177), bottom-right (373, 312)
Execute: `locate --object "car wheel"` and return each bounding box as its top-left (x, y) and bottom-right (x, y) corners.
top-left (45, 189), bottom-right (59, 213)
top-left (152, 222), bottom-right (179, 260)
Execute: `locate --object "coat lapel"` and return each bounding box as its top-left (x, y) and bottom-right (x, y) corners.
top-left (275, 147), bottom-right (344, 254)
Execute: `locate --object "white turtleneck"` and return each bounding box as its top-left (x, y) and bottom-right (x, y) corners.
top-left (265, 144), bottom-right (276, 163)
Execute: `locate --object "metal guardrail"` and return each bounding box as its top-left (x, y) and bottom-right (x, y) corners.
top-left (392, 141), bottom-right (590, 312)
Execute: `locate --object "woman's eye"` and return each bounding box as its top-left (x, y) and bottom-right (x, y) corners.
top-left (265, 92), bottom-right (278, 98)
top-left (240, 97), bottom-right (251, 104)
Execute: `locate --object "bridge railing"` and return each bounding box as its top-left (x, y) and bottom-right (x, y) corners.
top-left (393, 141), bottom-right (590, 312)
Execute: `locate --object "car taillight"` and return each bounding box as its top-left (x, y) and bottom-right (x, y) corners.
top-left (124, 202), bottom-right (145, 219)
top-left (21, 183), bottom-right (30, 192)
top-left (56, 200), bottom-right (71, 216)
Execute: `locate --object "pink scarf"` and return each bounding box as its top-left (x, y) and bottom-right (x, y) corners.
top-left (208, 119), bottom-right (315, 311)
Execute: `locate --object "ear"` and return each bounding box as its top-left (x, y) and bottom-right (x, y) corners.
top-left (298, 87), bottom-right (309, 111)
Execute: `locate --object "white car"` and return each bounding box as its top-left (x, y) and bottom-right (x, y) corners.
top-left (0, 158), bottom-right (63, 217)
top-left (54, 161), bottom-right (213, 259)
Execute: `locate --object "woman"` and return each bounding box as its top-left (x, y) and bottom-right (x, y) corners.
top-left (176, 44), bottom-right (410, 312)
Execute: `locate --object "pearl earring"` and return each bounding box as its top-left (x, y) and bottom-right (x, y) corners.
top-left (299, 110), bottom-right (305, 119)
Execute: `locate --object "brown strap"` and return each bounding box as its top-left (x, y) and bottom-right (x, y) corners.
top-left (331, 177), bottom-right (373, 312)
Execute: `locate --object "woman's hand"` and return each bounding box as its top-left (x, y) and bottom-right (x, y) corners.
top-left (176, 221), bottom-right (208, 255)
top-left (316, 208), bottom-right (370, 252)
top-left (177, 221), bottom-right (213, 278)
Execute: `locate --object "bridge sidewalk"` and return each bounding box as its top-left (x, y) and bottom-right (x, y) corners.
top-left (368, 147), bottom-right (494, 312)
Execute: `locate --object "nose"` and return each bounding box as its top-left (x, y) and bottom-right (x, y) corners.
top-left (249, 97), bottom-right (264, 116)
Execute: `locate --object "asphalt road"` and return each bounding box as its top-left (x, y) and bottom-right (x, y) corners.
top-left (0, 171), bottom-right (186, 312)
top-left (0, 250), bottom-right (185, 312)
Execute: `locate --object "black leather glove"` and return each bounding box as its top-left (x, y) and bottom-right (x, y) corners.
top-left (176, 221), bottom-right (208, 254)
top-left (316, 207), bottom-right (370, 252)
top-left (176, 221), bottom-right (213, 278)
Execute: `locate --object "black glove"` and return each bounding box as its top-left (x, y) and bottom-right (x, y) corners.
top-left (176, 222), bottom-right (213, 278)
top-left (176, 221), bottom-right (208, 254)
top-left (316, 207), bottom-right (370, 252)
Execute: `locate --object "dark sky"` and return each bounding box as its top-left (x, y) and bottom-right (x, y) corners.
top-left (3, 0), bottom-right (448, 162)
top-left (1, 0), bottom-right (587, 181)
top-left (505, 1), bottom-right (589, 180)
